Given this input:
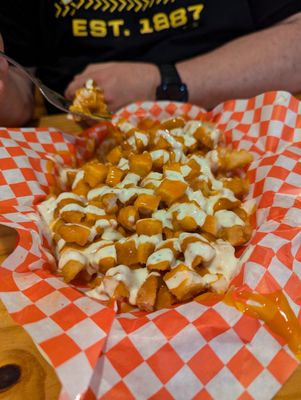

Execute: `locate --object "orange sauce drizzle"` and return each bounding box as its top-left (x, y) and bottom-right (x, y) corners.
top-left (196, 289), bottom-right (301, 360)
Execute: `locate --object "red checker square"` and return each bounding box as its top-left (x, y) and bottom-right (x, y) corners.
top-left (106, 337), bottom-right (143, 377)
top-left (281, 126), bottom-right (295, 142)
top-left (233, 314), bottom-right (260, 344)
top-left (237, 392), bottom-right (254, 400)
top-left (279, 182), bottom-right (301, 195)
top-left (258, 154), bottom-right (278, 167)
top-left (0, 171), bottom-right (6, 185)
top-left (118, 315), bottom-right (149, 334)
top-left (264, 92), bottom-right (277, 104)
top-left (0, 157), bottom-right (17, 170)
top-left (153, 310), bottom-right (189, 338)
top-left (255, 270), bottom-right (281, 293)
top-left (91, 308), bottom-right (115, 333)
top-left (284, 275), bottom-right (301, 306)
top-left (193, 388), bottom-right (214, 400)
top-left (248, 245), bottom-right (274, 269)
top-left (52, 303), bottom-right (87, 331)
top-left (82, 388), bottom-right (97, 400)
top-left (276, 242), bottom-right (294, 270)
top-left (252, 108), bottom-right (262, 123)
top-left (188, 344), bottom-right (224, 385)
top-left (38, 144), bottom-right (56, 154)
top-left (268, 349), bottom-right (298, 384)
top-left (85, 338), bottom-right (106, 368)
top-left (22, 168), bottom-right (37, 181)
top-left (275, 223), bottom-right (299, 240)
top-left (101, 381), bottom-right (135, 400)
top-left (59, 287), bottom-right (83, 302)
top-left (147, 343), bottom-right (184, 384)
top-left (150, 104), bottom-right (163, 117)
top-left (48, 131), bottom-right (64, 143)
top-left (288, 96), bottom-right (299, 112)
top-left (0, 268), bottom-right (19, 291)
top-left (193, 309), bottom-right (230, 342)
top-left (271, 105), bottom-right (287, 121)
top-left (23, 131), bottom-right (39, 142)
top-left (258, 120), bottom-right (269, 136)
top-left (268, 207), bottom-right (287, 222)
top-left (40, 333), bottom-right (81, 367)
top-left (252, 179), bottom-right (265, 198)
top-left (12, 304), bottom-right (46, 325)
top-left (149, 387), bottom-right (174, 400)
top-left (7, 146), bottom-right (25, 157)
top-left (293, 162), bottom-right (301, 175)
top-left (268, 165), bottom-right (290, 180)
top-left (259, 191), bottom-right (275, 208)
top-left (166, 103), bottom-right (178, 115)
top-left (23, 280), bottom-right (54, 302)
top-left (10, 182), bottom-right (32, 197)
top-left (227, 347), bottom-right (263, 387)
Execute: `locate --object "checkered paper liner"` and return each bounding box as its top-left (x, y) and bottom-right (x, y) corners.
top-left (1, 91), bottom-right (301, 400)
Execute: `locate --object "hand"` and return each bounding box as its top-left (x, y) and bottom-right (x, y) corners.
top-left (65, 62), bottom-right (160, 112)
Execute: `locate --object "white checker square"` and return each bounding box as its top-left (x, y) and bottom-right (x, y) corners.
top-left (268, 257), bottom-right (291, 287)
top-left (273, 193), bottom-right (295, 208)
top-left (29, 142), bottom-right (45, 152)
top-left (268, 120), bottom-right (287, 136)
top-left (284, 207), bottom-right (301, 226)
top-left (146, 307), bottom-right (172, 320)
top-left (25, 318), bottom-right (63, 343)
top-left (129, 323), bottom-right (167, 359)
top-left (74, 296), bottom-right (105, 316)
top-left (170, 324), bottom-right (205, 362)
top-left (124, 363), bottom-right (162, 400)
top-left (35, 291), bottom-right (70, 315)
top-left (214, 302), bottom-right (242, 326)
top-left (259, 233), bottom-right (288, 250)
top-left (248, 369), bottom-right (281, 400)
top-left (38, 133), bottom-right (56, 144)
top-left (67, 318), bottom-right (105, 349)
top-left (0, 147), bottom-right (10, 158)
top-left (247, 327), bottom-right (281, 367)
top-left (90, 356), bottom-right (121, 397)
top-left (57, 353), bottom-right (93, 399)
top-left (285, 109), bottom-right (297, 128)
top-left (248, 122), bottom-right (261, 137)
top-left (1, 291), bottom-right (32, 313)
top-left (255, 95), bottom-right (264, 108)
top-left (286, 171), bottom-right (301, 188)
top-left (241, 110), bottom-right (256, 125)
top-left (209, 330), bottom-right (243, 364)
top-left (243, 261), bottom-right (266, 289)
top-left (176, 301), bottom-right (208, 322)
top-left (103, 320), bottom-right (128, 352)
top-left (45, 277), bottom-right (68, 289)
top-left (15, 271), bottom-right (42, 290)
top-left (206, 367), bottom-right (244, 400)
top-left (166, 365), bottom-right (202, 399)
top-left (258, 219), bottom-right (280, 234)
top-left (260, 105), bottom-right (273, 121)
top-left (231, 99), bottom-right (248, 112)
top-left (2, 245), bottom-right (28, 270)
top-left (256, 165), bottom-right (271, 181)
top-left (274, 154), bottom-right (297, 170)
top-left (264, 177), bottom-right (283, 192)
top-left (0, 185), bottom-right (14, 200)
top-left (7, 130), bottom-right (26, 141)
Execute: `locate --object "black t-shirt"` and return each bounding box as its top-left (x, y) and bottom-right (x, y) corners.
top-left (0, 0), bottom-right (300, 94)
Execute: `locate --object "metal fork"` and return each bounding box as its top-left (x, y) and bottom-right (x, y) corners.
top-left (0, 50), bottom-right (112, 122)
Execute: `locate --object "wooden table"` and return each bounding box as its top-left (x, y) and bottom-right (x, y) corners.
top-left (1, 113), bottom-right (301, 399)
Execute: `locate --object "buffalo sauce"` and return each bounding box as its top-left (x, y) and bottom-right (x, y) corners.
top-left (196, 289), bottom-right (301, 360)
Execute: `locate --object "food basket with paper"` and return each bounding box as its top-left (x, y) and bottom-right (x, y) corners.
top-left (1, 91), bottom-right (301, 399)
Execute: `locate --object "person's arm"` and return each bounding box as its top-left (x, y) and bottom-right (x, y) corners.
top-left (0, 35), bottom-right (34, 126)
top-left (177, 12), bottom-right (301, 109)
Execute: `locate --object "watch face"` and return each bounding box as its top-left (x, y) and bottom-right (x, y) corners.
top-left (156, 83), bottom-right (188, 102)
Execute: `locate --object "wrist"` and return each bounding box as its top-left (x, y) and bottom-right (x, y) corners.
top-left (156, 64), bottom-right (188, 102)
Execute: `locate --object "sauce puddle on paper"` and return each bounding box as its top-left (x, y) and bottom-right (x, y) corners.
top-left (196, 289), bottom-right (301, 360)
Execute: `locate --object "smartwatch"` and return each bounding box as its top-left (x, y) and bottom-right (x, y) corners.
top-left (156, 64), bottom-right (188, 102)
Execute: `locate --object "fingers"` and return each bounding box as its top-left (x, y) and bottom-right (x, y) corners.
top-left (65, 75), bottom-right (89, 99)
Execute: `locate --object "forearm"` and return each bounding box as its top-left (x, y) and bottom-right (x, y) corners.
top-left (0, 68), bottom-right (34, 126)
top-left (177, 13), bottom-right (301, 109)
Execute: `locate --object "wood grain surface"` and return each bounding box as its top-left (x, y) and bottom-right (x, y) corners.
top-left (0, 113), bottom-right (300, 399)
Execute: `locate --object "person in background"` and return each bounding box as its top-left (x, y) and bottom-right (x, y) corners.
top-left (0, 1), bottom-right (301, 127)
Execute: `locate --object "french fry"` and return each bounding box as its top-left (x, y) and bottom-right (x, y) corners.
top-left (136, 274), bottom-right (160, 312)
top-left (136, 218), bottom-right (163, 235)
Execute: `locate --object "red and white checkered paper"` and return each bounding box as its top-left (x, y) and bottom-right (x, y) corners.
top-left (1, 91), bottom-right (301, 400)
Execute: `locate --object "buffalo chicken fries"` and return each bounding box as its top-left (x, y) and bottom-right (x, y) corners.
top-left (39, 116), bottom-right (254, 312)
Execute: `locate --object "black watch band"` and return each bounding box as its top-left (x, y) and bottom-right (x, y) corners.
top-left (156, 64), bottom-right (188, 102)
